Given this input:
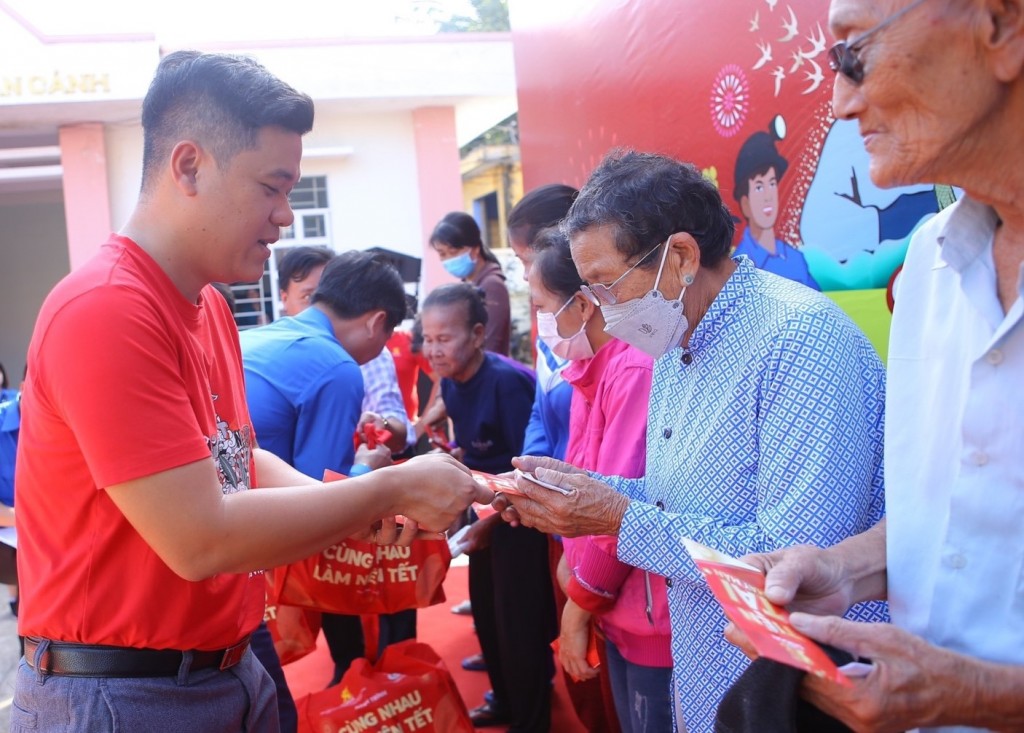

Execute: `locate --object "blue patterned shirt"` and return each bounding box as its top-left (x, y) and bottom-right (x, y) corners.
top-left (360, 349), bottom-right (416, 450)
top-left (610, 257), bottom-right (888, 733)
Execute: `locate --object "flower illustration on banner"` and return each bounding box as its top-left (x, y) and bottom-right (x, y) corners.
top-left (710, 64), bottom-right (749, 137)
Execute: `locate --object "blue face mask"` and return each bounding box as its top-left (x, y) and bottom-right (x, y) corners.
top-left (442, 250), bottom-right (475, 279)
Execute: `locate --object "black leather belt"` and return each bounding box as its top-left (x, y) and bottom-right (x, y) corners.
top-left (24, 635), bottom-right (251, 677)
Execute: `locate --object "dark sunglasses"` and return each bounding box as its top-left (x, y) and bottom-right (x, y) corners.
top-left (827, 0), bottom-right (929, 85)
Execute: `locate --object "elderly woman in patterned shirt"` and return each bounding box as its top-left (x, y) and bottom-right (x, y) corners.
top-left (497, 149), bottom-right (888, 733)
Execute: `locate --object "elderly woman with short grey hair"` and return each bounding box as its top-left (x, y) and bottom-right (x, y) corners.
top-left (498, 149), bottom-right (888, 733)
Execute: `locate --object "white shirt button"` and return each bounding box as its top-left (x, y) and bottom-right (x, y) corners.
top-left (985, 349), bottom-right (1004, 365)
top-left (947, 553), bottom-right (968, 570)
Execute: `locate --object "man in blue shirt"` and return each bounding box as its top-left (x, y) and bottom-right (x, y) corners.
top-left (241, 250), bottom-right (405, 476)
top-left (241, 249), bottom-right (408, 692)
top-left (0, 392), bottom-right (20, 623)
top-left (0, 393), bottom-right (18, 511)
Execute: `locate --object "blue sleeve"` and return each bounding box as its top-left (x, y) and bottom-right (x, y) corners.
top-left (592, 472), bottom-right (648, 502)
top-left (617, 310), bottom-right (886, 582)
top-left (291, 361), bottom-right (364, 478)
top-left (521, 380), bottom-right (553, 458)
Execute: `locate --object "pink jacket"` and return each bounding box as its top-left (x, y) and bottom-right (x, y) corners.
top-left (561, 339), bottom-right (672, 668)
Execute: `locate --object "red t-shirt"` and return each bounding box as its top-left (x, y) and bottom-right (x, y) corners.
top-left (16, 235), bottom-right (263, 650)
top-left (387, 330), bottom-right (432, 420)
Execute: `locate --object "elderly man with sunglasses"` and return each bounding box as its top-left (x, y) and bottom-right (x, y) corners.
top-left (721, 1), bottom-right (1024, 732)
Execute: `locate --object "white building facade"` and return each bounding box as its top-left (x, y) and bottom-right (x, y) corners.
top-left (0, 4), bottom-right (516, 380)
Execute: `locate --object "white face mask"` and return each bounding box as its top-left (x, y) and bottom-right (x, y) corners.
top-left (600, 239), bottom-right (689, 359)
top-left (537, 295), bottom-right (594, 361)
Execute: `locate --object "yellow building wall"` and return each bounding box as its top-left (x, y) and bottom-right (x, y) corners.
top-left (461, 159), bottom-right (523, 250)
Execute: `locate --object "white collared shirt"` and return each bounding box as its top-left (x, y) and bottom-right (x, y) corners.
top-left (887, 196), bottom-right (1024, 733)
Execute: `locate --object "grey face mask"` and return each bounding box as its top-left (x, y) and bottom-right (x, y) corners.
top-left (600, 238), bottom-right (688, 359)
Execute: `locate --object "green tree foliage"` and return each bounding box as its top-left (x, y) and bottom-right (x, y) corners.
top-left (437, 0), bottom-right (510, 32)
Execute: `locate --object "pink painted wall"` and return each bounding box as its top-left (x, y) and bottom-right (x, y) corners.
top-left (412, 106), bottom-right (462, 293)
top-left (59, 123), bottom-right (112, 270)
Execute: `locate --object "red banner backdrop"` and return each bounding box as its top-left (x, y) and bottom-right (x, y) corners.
top-left (509, 0), bottom-right (946, 298)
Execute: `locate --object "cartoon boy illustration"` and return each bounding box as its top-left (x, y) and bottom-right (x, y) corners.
top-left (733, 117), bottom-right (820, 290)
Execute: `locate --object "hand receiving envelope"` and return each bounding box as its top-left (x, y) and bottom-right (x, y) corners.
top-left (470, 469), bottom-right (573, 496)
top-left (683, 538), bottom-right (855, 687)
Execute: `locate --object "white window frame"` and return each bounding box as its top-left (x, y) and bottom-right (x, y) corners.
top-left (233, 176), bottom-right (332, 327)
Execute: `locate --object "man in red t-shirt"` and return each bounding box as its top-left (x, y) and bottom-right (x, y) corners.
top-left (14, 51), bottom-right (490, 732)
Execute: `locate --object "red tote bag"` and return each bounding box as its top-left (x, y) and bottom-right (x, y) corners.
top-left (296, 640), bottom-right (473, 733)
top-left (270, 537), bottom-right (451, 616)
top-left (268, 469), bottom-right (452, 615)
top-left (264, 577), bottom-right (322, 666)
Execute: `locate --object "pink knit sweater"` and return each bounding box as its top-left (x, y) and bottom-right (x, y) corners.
top-left (562, 339), bottom-right (672, 668)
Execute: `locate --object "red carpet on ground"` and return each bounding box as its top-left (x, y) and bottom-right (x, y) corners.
top-left (283, 562), bottom-right (586, 732)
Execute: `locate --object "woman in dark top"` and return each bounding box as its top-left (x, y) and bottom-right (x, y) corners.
top-left (421, 284), bottom-right (555, 732)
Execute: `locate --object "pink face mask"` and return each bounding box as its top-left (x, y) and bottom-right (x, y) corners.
top-left (537, 295), bottom-right (595, 361)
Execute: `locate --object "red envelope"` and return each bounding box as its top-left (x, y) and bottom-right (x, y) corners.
top-left (683, 538), bottom-right (852, 687)
top-left (470, 470), bottom-right (521, 494)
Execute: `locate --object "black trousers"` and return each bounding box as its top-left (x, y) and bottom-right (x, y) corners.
top-left (322, 609), bottom-right (418, 686)
top-left (379, 608), bottom-right (417, 650)
top-left (321, 613), bottom-right (364, 686)
top-left (469, 522), bottom-right (557, 733)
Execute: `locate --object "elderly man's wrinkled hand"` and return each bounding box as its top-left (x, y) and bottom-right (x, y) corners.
top-left (740, 544), bottom-right (857, 618)
top-left (788, 614), bottom-right (999, 733)
top-left (726, 544), bottom-right (860, 661)
top-left (496, 463), bottom-right (629, 538)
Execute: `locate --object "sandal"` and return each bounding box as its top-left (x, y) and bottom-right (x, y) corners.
top-left (461, 653), bottom-right (487, 672)
top-left (468, 701), bottom-right (511, 728)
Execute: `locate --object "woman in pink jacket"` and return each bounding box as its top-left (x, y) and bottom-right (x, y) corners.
top-left (529, 229), bottom-right (673, 733)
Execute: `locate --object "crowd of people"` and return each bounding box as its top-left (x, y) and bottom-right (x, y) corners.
top-left (2, 1), bottom-right (1022, 732)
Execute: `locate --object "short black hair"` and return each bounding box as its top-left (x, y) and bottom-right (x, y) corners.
top-left (278, 246), bottom-right (334, 289)
top-left (0, 362), bottom-right (7, 390)
top-left (563, 149), bottom-right (735, 269)
top-left (312, 250), bottom-right (407, 329)
top-left (733, 131), bottom-right (789, 202)
top-left (140, 50), bottom-right (314, 191)
top-left (404, 292), bottom-right (419, 318)
top-left (429, 212), bottom-right (500, 266)
top-left (507, 184), bottom-right (579, 250)
top-left (421, 283), bottom-right (489, 331)
top-left (532, 228), bottom-right (583, 301)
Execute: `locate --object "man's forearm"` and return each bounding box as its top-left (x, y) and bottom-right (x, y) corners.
top-left (106, 452), bottom-right (404, 583)
top-left (218, 469), bottom-right (403, 574)
top-left (253, 448), bottom-right (319, 487)
top-left (927, 646), bottom-right (1024, 731)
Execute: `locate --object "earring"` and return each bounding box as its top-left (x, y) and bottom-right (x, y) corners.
top-left (684, 274), bottom-right (695, 285)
